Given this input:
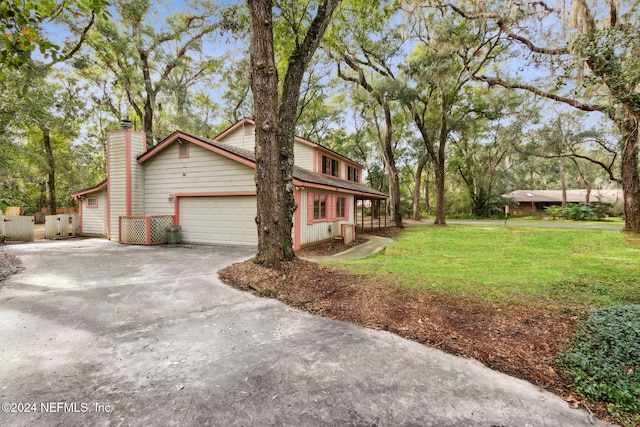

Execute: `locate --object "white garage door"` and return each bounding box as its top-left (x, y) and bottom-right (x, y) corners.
top-left (179, 196), bottom-right (257, 246)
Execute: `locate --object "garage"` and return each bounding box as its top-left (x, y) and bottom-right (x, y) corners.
top-left (179, 196), bottom-right (258, 246)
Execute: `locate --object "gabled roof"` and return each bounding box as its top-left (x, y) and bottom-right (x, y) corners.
top-left (214, 117), bottom-right (365, 169)
top-left (139, 130), bottom-right (387, 199)
top-left (503, 189), bottom-right (622, 204)
top-left (72, 180), bottom-right (107, 198)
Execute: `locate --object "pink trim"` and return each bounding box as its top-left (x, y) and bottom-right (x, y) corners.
top-left (294, 189), bottom-right (301, 250)
top-left (173, 191), bottom-right (257, 225)
top-left (72, 180), bottom-right (107, 198)
top-left (213, 118), bottom-right (251, 141)
top-left (308, 192), bottom-right (332, 224)
top-left (214, 117), bottom-right (365, 167)
top-left (319, 154), bottom-right (345, 180)
top-left (341, 224), bottom-right (356, 244)
top-left (77, 196), bottom-right (83, 236)
top-left (87, 197), bottom-right (99, 208)
top-left (106, 133), bottom-right (111, 240)
top-left (314, 144), bottom-right (364, 169)
top-left (293, 179), bottom-right (388, 199)
top-left (125, 131), bottom-right (132, 216)
top-left (178, 141), bottom-right (189, 158)
top-left (307, 193), bottom-right (314, 225)
top-left (335, 196), bottom-right (348, 220)
top-left (138, 133), bottom-right (255, 169)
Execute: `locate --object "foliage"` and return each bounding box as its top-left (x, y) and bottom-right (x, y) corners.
top-left (0, 0), bottom-right (109, 76)
top-left (545, 203), bottom-right (612, 221)
top-left (562, 203), bottom-right (597, 221)
top-left (338, 225), bottom-right (640, 307)
top-left (557, 305), bottom-right (640, 423)
top-left (544, 205), bottom-right (564, 220)
top-left (75, 0), bottom-right (231, 143)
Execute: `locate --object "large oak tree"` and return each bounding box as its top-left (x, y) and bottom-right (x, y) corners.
top-left (248, 0), bottom-right (340, 268)
top-left (447, 0), bottom-right (640, 232)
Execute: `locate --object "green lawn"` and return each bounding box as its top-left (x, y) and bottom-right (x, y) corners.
top-left (338, 225), bottom-right (640, 307)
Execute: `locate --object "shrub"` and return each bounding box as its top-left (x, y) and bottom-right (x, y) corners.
top-left (563, 203), bottom-right (597, 221)
top-left (557, 305), bottom-right (640, 422)
top-left (544, 205), bottom-right (564, 219)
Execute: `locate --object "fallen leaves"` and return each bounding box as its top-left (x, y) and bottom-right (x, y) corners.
top-left (219, 257), bottom-right (617, 425)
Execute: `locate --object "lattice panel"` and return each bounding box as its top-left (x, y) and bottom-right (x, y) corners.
top-left (120, 217), bottom-right (146, 244)
top-left (151, 216), bottom-right (173, 243)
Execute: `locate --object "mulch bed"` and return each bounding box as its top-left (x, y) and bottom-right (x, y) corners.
top-left (0, 250), bottom-right (23, 284)
top-left (296, 237), bottom-right (368, 257)
top-left (219, 255), bottom-right (614, 425)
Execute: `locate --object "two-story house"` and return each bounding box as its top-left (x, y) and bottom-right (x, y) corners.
top-left (72, 118), bottom-right (387, 249)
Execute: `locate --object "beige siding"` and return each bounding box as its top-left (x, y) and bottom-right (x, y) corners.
top-left (217, 125), bottom-right (255, 151)
top-left (294, 142), bottom-right (314, 171)
top-left (108, 132), bottom-right (126, 241)
top-left (107, 130), bottom-right (146, 241)
top-left (143, 142), bottom-right (256, 216)
top-left (299, 188), bottom-right (355, 247)
top-left (219, 126), bottom-right (316, 172)
top-left (82, 189), bottom-right (106, 236)
top-left (130, 132), bottom-right (146, 215)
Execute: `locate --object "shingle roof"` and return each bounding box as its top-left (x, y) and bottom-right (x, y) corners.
top-left (503, 189), bottom-right (622, 204)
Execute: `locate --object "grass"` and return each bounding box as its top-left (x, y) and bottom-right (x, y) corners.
top-left (338, 225), bottom-right (640, 307)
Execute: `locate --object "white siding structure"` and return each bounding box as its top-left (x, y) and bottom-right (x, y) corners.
top-left (143, 143), bottom-right (255, 216)
top-left (108, 131), bottom-right (126, 241)
top-left (298, 188), bottom-right (355, 247)
top-left (294, 142), bottom-right (314, 171)
top-left (80, 188), bottom-right (107, 236)
top-left (107, 130), bottom-right (146, 241)
top-left (73, 118), bottom-right (387, 249)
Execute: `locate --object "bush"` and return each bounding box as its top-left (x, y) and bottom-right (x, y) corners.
top-left (544, 205), bottom-right (564, 219)
top-left (557, 305), bottom-right (640, 422)
top-left (563, 203), bottom-right (597, 221)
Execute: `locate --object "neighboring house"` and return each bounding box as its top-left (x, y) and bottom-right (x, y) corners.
top-left (72, 118), bottom-right (387, 249)
top-left (503, 189), bottom-right (622, 216)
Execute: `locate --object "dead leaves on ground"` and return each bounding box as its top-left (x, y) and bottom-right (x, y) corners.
top-left (219, 258), bottom-right (615, 425)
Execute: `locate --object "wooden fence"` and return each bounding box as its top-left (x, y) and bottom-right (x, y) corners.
top-left (1, 214), bottom-right (35, 242)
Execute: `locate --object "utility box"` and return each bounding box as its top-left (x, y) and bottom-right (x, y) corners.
top-left (166, 225), bottom-right (182, 244)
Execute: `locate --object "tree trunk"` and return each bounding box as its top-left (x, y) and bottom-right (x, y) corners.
top-left (570, 158), bottom-right (591, 203)
top-left (559, 157), bottom-right (567, 208)
top-left (412, 156), bottom-right (427, 220)
top-left (425, 167), bottom-right (430, 215)
top-left (39, 181), bottom-right (47, 213)
top-left (620, 113), bottom-right (640, 233)
top-left (248, 0), bottom-right (340, 268)
top-left (432, 158), bottom-right (446, 224)
top-left (433, 107), bottom-right (448, 225)
top-left (381, 103), bottom-right (403, 228)
top-left (42, 128), bottom-right (56, 215)
top-left (249, 0), bottom-right (287, 267)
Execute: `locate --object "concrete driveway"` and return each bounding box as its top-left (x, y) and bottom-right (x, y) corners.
top-left (1, 239), bottom-right (609, 426)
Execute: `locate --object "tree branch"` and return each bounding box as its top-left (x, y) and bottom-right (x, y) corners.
top-left (445, 3), bottom-right (568, 55)
top-left (475, 74), bottom-right (606, 113)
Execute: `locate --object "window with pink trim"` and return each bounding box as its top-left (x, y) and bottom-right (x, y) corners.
top-left (307, 193), bottom-right (349, 224)
top-left (87, 197), bottom-right (98, 208)
top-left (314, 194), bottom-right (327, 219)
top-left (335, 197), bottom-right (347, 219)
top-left (178, 141), bottom-right (189, 158)
top-left (321, 155), bottom-right (339, 177)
